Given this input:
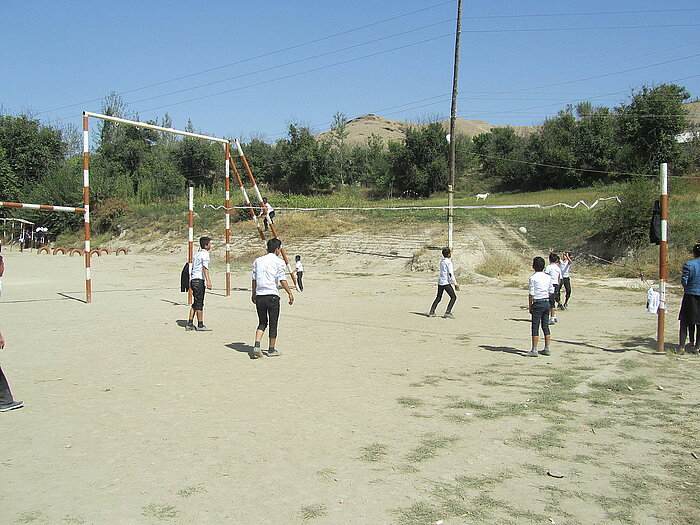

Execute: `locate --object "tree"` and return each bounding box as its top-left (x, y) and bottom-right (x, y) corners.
top-left (472, 127), bottom-right (527, 190)
top-left (384, 123), bottom-right (449, 197)
top-left (615, 84), bottom-right (690, 171)
top-left (331, 111), bottom-right (350, 184)
top-left (0, 114), bottom-right (66, 191)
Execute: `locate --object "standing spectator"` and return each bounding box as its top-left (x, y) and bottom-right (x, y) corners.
top-left (186, 236), bottom-right (213, 332)
top-left (293, 255), bottom-right (304, 292)
top-left (428, 247), bottom-right (460, 319)
top-left (679, 243), bottom-right (700, 354)
top-left (559, 252), bottom-right (573, 310)
top-left (0, 328), bottom-right (23, 412)
top-left (544, 253), bottom-right (562, 325)
top-left (250, 238), bottom-right (294, 358)
top-left (527, 256), bottom-right (555, 357)
top-left (259, 197), bottom-right (275, 232)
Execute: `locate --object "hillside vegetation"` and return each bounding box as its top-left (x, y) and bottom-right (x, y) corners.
top-left (1, 83), bottom-right (698, 274)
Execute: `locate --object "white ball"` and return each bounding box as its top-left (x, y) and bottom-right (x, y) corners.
top-left (519, 226), bottom-right (528, 234)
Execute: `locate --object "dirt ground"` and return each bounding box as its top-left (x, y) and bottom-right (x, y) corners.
top-left (1, 245), bottom-right (698, 525)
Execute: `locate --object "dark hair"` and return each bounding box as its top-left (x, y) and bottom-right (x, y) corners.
top-left (295, 255), bottom-right (301, 261)
top-left (199, 236), bottom-right (211, 249)
top-left (693, 243), bottom-right (700, 257)
top-left (442, 247), bottom-right (451, 257)
top-left (549, 252), bottom-right (558, 263)
top-left (267, 238), bottom-right (282, 253)
top-left (533, 256), bottom-right (545, 272)
top-left (262, 197), bottom-right (268, 203)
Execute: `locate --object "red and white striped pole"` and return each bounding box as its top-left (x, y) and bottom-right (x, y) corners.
top-left (657, 163), bottom-right (668, 353)
top-left (188, 186), bottom-right (194, 305)
top-left (0, 202), bottom-right (85, 213)
top-left (224, 142), bottom-right (231, 296)
top-left (227, 147), bottom-right (265, 240)
top-left (83, 113), bottom-right (92, 304)
top-left (234, 140), bottom-right (297, 286)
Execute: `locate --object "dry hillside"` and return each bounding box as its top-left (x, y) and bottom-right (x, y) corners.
top-left (316, 114), bottom-right (537, 147)
top-left (317, 100), bottom-right (700, 147)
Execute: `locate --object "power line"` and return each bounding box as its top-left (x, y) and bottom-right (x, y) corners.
top-left (127, 19), bottom-right (455, 107)
top-left (35, 0), bottom-right (455, 115)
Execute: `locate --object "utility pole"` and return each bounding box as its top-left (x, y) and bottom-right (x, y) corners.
top-left (447, 0), bottom-right (462, 249)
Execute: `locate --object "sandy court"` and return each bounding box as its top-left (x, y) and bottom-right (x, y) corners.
top-left (1, 251), bottom-right (698, 524)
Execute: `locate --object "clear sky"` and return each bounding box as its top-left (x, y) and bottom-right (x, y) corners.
top-left (1, 0), bottom-right (698, 142)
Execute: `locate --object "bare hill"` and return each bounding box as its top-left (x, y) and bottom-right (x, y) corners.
top-left (316, 114), bottom-right (537, 147)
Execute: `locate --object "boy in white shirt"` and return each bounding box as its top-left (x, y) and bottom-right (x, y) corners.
top-left (428, 247), bottom-right (460, 319)
top-left (293, 255), bottom-right (304, 292)
top-left (259, 197), bottom-right (275, 232)
top-left (186, 236), bottom-right (213, 331)
top-left (250, 238), bottom-right (294, 358)
top-left (559, 252), bottom-right (572, 310)
top-left (544, 253), bottom-right (562, 325)
top-left (527, 256), bottom-right (555, 357)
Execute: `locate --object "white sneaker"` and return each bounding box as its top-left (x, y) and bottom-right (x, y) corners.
top-left (526, 349), bottom-right (539, 357)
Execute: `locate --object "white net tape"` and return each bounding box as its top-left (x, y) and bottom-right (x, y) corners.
top-left (203, 196), bottom-right (620, 212)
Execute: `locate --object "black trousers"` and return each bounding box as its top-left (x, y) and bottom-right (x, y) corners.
top-left (430, 284), bottom-right (456, 314)
top-left (0, 365), bottom-right (14, 405)
top-left (562, 277), bottom-right (571, 304)
top-left (263, 210), bottom-right (276, 230)
top-left (531, 299), bottom-right (551, 336)
top-left (256, 295), bottom-right (281, 338)
top-left (190, 279), bottom-right (205, 311)
top-left (296, 271), bottom-right (303, 291)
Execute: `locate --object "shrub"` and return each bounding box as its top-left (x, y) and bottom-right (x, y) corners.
top-left (93, 199), bottom-right (131, 233)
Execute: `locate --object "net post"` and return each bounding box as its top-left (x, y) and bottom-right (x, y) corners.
top-left (83, 113), bottom-right (92, 303)
top-left (224, 142), bottom-right (231, 296)
top-left (657, 163), bottom-right (668, 353)
top-left (188, 186), bottom-right (194, 305)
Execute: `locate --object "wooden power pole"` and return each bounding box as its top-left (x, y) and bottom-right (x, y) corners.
top-left (448, 0), bottom-right (462, 249)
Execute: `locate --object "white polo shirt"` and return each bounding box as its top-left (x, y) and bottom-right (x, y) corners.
top-left (560, 259), bottom-right (571, 278)
top-left (529, 272), bottom-right (554, 299)
top-left (438, 257), bottom-right (457, 286)
top-left (190, 249), bottom-right (210, 280)
top-left (295, 260), bottom-right (303, 272)
top-left (252, 252), bottom-right (287, 296)
top-left (544, 263), bottom-right (562, 286)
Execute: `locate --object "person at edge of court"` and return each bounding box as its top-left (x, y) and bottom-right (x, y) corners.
top-left (679, 242), bottom-right (700, 354)
top-left (250, 238), bottom-right (294, 359)
top-left (527, 256), bottom-right (555, 357)
top-left (428, 247), bottom-right (460, 319)
top-left (293, 254), bottom-right (304, 292)
top-left (186, 236), bottom-right (213, 332)
top-left (0, 328), bottom-right (24, 412)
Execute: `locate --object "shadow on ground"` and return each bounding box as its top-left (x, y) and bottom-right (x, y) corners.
top-left (226, 342), bottom-right (254, 355)
top-left (479, 345), bottom-right (528, 356)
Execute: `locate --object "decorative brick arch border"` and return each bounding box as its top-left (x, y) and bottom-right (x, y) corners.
top-left (70, 248), bottom-right (85, 257)
top-left (37, 246), bottom-right (51, 255)
top-left (115, 247), bottom-right (130, 255)
top-left (52, 247), bottom-right (67, 255)
top-left (99, 248), bottom-right (111, 256)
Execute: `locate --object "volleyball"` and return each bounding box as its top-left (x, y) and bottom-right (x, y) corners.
top-left (519, 226), bottom-right (528, 234)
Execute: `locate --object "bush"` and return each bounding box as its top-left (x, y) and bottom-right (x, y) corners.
top-left (591, 178), bottom-right (656, 252)
top-left (93, 199), bottom-right (131, 233)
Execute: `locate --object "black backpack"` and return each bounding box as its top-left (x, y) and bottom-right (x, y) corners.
top-left (180, 263), bottom-right (190, 292)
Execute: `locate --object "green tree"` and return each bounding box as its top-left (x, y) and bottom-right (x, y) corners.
top-left (331, 111), bottom-right (350, 184)
top-left (472, 127), bottom-right (527, 190)
top-left (615, 84), bottom-right (690, 171)
top-left (0, 114), bottom-right (66, 191)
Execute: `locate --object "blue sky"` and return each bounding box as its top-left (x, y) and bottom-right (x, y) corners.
top-left (1, 0), bottom-right (698, 142)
